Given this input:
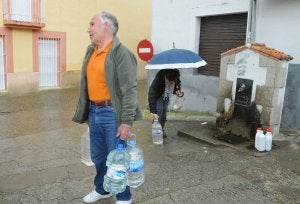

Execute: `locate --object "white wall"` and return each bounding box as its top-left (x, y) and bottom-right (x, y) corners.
top-left (150, 0), bottom-right (300, 127)
top-left (152, 0), bottom-right (250, 54)
top-left (151, 0), bottom-right (250, 113)
top-left (255, 0), bottom-right (300, 63)
top-left (254, 0), bottom-right (300, 129)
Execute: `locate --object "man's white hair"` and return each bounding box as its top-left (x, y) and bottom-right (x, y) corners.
top-left (98, 11), bottom-right (119, 36)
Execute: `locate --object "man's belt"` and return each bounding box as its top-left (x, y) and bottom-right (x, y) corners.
top-left (90, 100), bottom-right (112, 107)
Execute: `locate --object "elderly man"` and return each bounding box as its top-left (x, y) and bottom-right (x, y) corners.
top-left (73, 11), bottom-right (142, 204)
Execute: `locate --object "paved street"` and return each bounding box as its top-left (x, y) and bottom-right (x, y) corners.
top-left (0, 87), bottom-right (299, 204)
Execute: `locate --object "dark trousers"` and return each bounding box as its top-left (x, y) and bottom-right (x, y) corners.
top-left (156, 95), bottom-right (169, 129)
top-left (88, 104), bottom-right (131, 201)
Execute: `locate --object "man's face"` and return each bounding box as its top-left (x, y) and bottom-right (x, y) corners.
top-left (87, 15), bottom-right (107, 45)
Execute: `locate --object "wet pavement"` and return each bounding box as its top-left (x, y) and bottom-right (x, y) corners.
top-left (0, 86), bottom-right (300, 204)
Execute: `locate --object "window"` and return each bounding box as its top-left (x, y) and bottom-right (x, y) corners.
top-left (33, 31), bottom-right (66, 89)
top-left (0, 28), bottom-right (13, 92)
top-left (2, 0), bottom-right (45, 29)
top-left (0, 35), bottom-right (6, 91)
top-left (38, 38), bottom-right (60, 88)
top-left (11, 0), bottom-right (32, 22)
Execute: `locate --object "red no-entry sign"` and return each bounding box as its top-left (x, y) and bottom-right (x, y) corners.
top-left (137, 39), bottom-right (154, 61)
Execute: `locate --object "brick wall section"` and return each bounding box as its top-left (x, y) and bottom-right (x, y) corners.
top-left (217, 54), bottom-right (235, 113)
top-left (257, 58), bottom-right (288, 135)
top-left (217, 43), bottom-right (292, 137)
top-left (216, 80), bottom-right (233, 113)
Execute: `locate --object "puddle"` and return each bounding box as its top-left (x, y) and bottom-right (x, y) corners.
top-left (217, 133), bottom-right (249, 145)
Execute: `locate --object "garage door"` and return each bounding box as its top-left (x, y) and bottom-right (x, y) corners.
top-left (198, 13), bottom-right (248, 76)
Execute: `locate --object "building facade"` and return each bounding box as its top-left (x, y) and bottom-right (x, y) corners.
top-left (0, 0), bottom-right (151, 95)
top-left (149, 0), bottom-right (300, 129)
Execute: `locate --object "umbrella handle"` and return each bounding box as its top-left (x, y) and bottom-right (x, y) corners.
top-left (178, 91), bottom-right (184, 98)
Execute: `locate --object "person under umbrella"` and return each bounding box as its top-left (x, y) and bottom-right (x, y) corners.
top-left (148, 69), bottom-right (184, 138)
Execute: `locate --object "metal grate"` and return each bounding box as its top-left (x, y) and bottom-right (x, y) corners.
top-left (38, 38), bottom-right (60, 88)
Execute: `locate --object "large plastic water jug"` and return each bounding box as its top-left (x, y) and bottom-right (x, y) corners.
top-left (152, 119), bottom-right (163, 144)
top-left (81, 127), bottom-right (94, 166)
top-left (265, 127), bottom-right (273, 151)
top-left (255, 127), bottom-right (262, 150)
top-left (126, 133), bottom-right (145, 188)
top-left (255, 127), bottom-right (265, 152)
top-left (103, 140), bottom-right (130, 195)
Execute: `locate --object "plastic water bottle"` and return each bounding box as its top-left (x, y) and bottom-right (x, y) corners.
top-left (126, 134), bottom-right (145, 188)
top-left (254, 127), bottom-right (262, 150)
top-left (265, 127), bottom-right (273, 151)
top-left (103, 141), bottom-right (130, 195)
top-left (152, 119), bottom-right (163, 144)
top-left (81, 127), bottom-right (94, 166)
top-left (255, 128), bottom-right (266, 152)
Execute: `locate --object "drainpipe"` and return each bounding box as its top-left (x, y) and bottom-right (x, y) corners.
top-left (246, 0), bottom-right (257, 47)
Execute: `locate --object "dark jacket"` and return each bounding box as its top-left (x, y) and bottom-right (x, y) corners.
top-left (72, 37), bottom-right (143, 125)
top-left (148, 69), bottom-right (181, 114)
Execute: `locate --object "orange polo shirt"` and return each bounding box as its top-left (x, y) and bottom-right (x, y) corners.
top-left (87, 40), bottom-right (112, 102)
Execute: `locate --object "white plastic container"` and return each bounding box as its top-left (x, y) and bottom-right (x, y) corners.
top-left (172, 96), bottom-right (182, 111)
top-left (103, 141), bottom-right (130, 195)
top-left (255, 127), bottom-right (262, 150)
top-left (151, 119), bottom-right (163, 145)
top-left (126, 134), bottom-right (145, 188)
top-left (255, 128), bottom-right (266, 152)
top-left (81, 127), bottom-right (94, 166)
top-left (265, 127), bottom-right (273, 151)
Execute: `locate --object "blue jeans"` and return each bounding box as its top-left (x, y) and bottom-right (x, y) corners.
top-left (88, 104), bottom-right (131, 201)
top-left (156, 95), bottom-right (169, 128)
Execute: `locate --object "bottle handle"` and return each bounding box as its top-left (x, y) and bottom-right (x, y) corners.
top-left (115, 138), bottom-right (126, 149)
top-left (177, 91), bottom-right (184, 98)
top-left (127, 133), bottom-right (137, 146)
top-left (131, 133), bottom-right (136, 142)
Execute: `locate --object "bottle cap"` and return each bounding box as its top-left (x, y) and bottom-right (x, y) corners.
top-left (257, 127), bottom-right (261, 130)
top-left (116, 143), bottom-right (125, 150)
top-left (267, 127), bottom-right (272, 132)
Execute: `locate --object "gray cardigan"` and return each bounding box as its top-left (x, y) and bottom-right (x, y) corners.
top-left (72, 37), bottom-right (143, 125)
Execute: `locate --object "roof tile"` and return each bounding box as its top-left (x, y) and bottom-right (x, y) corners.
top-left (221, 43), bottom-right (293, 61)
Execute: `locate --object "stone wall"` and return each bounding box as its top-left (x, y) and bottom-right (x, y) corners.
top-left (217, 49), bottom-right (289, 137)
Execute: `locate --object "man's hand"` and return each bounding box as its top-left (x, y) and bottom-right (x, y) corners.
top-left (117, 123), bottom-right (132, 140)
